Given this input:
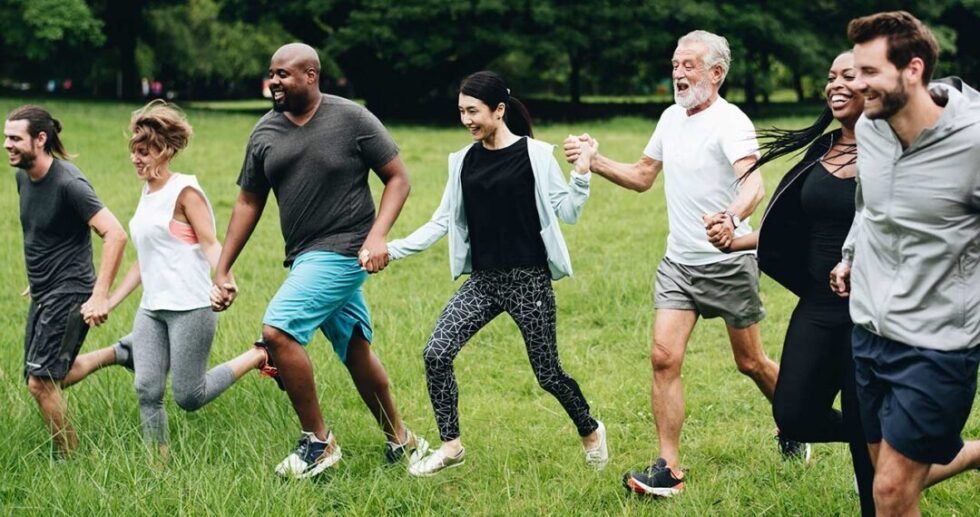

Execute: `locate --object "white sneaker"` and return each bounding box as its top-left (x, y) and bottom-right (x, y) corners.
top-left (385, 430), bottom-right (430, 467)
top-left (274, 431), bottom-right (342, 479)
top-left (584, 421), bottom-right (609, 470)
top-left (408, 447), bottom-right (466, 477)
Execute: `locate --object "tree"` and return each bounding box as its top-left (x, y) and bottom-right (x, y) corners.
top-left (0, 0), bottom-right (104, 84)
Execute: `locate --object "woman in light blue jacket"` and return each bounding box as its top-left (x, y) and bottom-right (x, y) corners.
top-left (388, 71), bottom-right (607, 476)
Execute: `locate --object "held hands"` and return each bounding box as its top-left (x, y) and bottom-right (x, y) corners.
top-left (81, 293), bottom-right (110, 327)
top-left (703, 212), bottom-right (735, 251)
top-left (829, 262), bottom-right (851, 298)
top-left (358, 234), bottom-right (390, 274)
top-left (210, 273), bottom-right (238, 312)
top-left (563, 133), bottom-right (598, 169)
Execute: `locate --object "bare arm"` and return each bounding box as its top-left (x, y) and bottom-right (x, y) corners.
top-left (81, 207), bottom-right (128, 326)
top-left (359, 154), bottom-right (411, 273)
top-left (727, 156), bottom-right (765, 221)
top-left (178, 187), bottom-right (226, 274)
top-left (211, 189), bottom-right (267, 311)
top-left (563, 134), bottom-right (662, 192)
top-left (108, 261), bottom-right (141, 310)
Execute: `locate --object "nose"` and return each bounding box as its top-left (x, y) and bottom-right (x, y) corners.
top-left (672, 68), bottom-right (685, 80)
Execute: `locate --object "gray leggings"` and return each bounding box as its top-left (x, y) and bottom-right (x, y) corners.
top-left (130, 307), bottom-right (235, 444)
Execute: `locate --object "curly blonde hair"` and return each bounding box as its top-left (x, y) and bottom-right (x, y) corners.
top-left (129, 100), bottom-right (193, 178)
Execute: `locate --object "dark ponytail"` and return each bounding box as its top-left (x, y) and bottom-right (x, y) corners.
top-left (460, 71), bottom-right (534, 138)
top-left (6, 105), bottom-right (72, 160)
top-left (739, 106), bottom-right (834, 182)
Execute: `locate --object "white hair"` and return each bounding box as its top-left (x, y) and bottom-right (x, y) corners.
top-left (677, 30), bottom-right (731, 84)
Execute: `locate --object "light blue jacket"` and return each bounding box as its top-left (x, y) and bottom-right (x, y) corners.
top-left (388, 137), bottom-right (590, 280)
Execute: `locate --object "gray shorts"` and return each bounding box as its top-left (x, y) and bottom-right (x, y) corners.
top-left (654, 254), bottom-right (766, 329)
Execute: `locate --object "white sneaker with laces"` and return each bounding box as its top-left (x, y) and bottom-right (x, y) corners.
top-left (584, 420), bottom-right (609, 470)
top-left (408, 447), bottom-right (466, 477)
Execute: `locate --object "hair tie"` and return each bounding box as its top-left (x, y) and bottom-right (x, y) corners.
top-left (506, 88), bottom-right (511, 96)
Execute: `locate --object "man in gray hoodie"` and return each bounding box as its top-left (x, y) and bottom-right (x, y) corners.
top-left (831, 11), bottom-right (980, 516)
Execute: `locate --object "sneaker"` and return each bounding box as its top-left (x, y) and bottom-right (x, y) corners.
top-left (623, 458), bottom-right (685, 497)
top-left (274, 431), bottom-right (342, 479)
top-left (776, 432), bottom-right (812, 462)
top-left (253, 339), bottom-right (284, 391)
top-left (584, 421), bottom-right (609, 470)
top-left (408, 447), bottom-right (466, 477)
top-left (384, 430), bottom-right (430, 466)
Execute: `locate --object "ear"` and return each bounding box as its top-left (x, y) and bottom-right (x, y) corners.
top-left (33, 130), bottom-right (48, 151)
top-left (905, 57), bottom-right (926, 86)
top-left (307, 68), bottom-right (318, 85)
top-left (496, 102), bottom-right (507, 119)
top-left (711, 64), bottom-right (724, 86)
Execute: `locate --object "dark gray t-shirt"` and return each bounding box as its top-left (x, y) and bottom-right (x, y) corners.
top-left (238, 94), bottom-right (400, 266)
top-left (16, 159), bottom-right (104, 301)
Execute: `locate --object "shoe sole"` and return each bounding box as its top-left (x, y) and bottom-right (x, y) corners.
top-left (623, 476), bottom-right (683, 497)
top-left (409, 459), bottom-right (465, 478)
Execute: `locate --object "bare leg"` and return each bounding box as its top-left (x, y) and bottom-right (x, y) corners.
top-left (223, 346), bottom-right (267, 380)
top-left (651, 309), bottom-right (698, 471)
top-left (726, 323), bottom-right (779, 401)
top-left (344, 329), bottom-right (404, 443)
top-left (263, 325), bottom-right (328, 440)
top-left (61, 346), bottom-right (120, 388)
top-left (27, 376), bottom-right (77, 456)
top-left (924, 440), bottom-right (980, 487)
top-left (873, 439), bottom-right (929, 516)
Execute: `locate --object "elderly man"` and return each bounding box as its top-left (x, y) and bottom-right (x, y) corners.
top-left (831, 11), bottom-right (980, 515)
top-left (211, 43), bottom-right (427, 479)
top-left (565, 30), bottom-right (800, 497)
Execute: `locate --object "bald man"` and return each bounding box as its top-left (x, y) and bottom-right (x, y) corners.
top-left (211, 43), bottom-right (427, 479)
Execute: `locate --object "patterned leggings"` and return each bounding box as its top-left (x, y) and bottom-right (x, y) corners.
top-left (424, 266), bottom-right (598, 441)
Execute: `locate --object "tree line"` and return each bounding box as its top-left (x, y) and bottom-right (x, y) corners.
top-left (2, 0), bottom-right (978, 118)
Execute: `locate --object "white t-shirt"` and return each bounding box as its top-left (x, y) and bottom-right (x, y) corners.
top-left (643, 97), bottom-right (759, 265)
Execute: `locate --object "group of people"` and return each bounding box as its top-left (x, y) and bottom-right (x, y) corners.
top-left (5, 8), bottom-right (979, 515)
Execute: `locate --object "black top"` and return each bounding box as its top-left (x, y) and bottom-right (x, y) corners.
top-left (800, 162), bottom-right (857, 284)
top-left (16, 160), bottom-right (104, 301)
top-left (461, 137), bottom-right (547, 271)
top-left (238, 94), bottom-right (400, 266)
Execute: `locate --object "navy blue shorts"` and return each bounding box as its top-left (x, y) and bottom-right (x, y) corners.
top-left (851, 326), bottom-right (980, 465)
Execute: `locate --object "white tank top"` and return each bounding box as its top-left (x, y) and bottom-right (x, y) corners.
top-left (129, 173), bottom-right (214, 311)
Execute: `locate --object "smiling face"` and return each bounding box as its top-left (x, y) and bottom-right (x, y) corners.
top-left (267, 55), bottom-right (317, 114)
top-left (129, 141), bottom-right (165, 181)
top-left (3, 119), bottom-right (41, 170)
top-left (825, 52), bottom-right (865, 128)
top-left (853, 37), bottom-right (910, 120)
top-left (671, 43), bottom-right (717, 110)
top-left (458, 93), bottom-right (504, 142)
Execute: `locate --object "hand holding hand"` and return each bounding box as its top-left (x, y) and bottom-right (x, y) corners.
top-left (703, 212), bottom-right (734, 251)
top-left (574, 137), bottom-right (598, 174)
top-left (210, 274), bottom-right (239, 312)
top-left (81, 293), bottom-right (110, 327)
top-left (358, 234), bottom-right (390, 273)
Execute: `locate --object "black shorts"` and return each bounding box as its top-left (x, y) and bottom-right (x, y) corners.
top-left (852, 326), bottom-right (980, 465)
top-left (24, 293), bottom-right (91, 381)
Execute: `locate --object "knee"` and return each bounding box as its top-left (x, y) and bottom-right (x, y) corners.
top-left (872, 473), bottom-right (907, 509)
top-left (735, 356), bottom-right (762, 377)
top-left (773, 401), bottom-right (808, 438)
top-left (27, 376), bottom-right (56, 401)
top-left (134, 375), bottom-right (165, 407)
top-left (651, 340), bottom-right (682, 375)
top-left (261, 326), bottom-right (294, 352)
top-left (173, 390), bottom-right (205, 412)
top-left (422, 341), bottom-right (447, 369)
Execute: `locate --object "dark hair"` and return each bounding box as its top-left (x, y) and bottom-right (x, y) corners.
top-left (847, 11), bottom-right (939, 82)
top-left (459, 71), bottom-right (533, 138)
top-left (743, 107), bottom-right (835, 179)
top-left (6, 105), bottom-right (71, 159)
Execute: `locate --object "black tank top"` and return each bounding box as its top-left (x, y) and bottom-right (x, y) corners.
top-left (800, 162), bottom-right (857, 285)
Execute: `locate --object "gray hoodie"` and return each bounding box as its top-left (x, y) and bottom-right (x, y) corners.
top-left (842, 81), bottom-right (980, 351)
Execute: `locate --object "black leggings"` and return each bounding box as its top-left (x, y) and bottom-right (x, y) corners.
top-left (423, 267), bottom-right (598, 442)
top-left (772, 293), bottom-right (875, 516)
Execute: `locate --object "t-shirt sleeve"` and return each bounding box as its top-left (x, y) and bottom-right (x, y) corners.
top-left (721, 109), bottom-right (760, 164)
top-left (65, 177), bottom-right (105, 223)
top-left (642, 119), bottom-right (665, 161)
top-left (236, 134), bottom-right (271, 194)
top-left (355, 108), bottom-right (400, 170)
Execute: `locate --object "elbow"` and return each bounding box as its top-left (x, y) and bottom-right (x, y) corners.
top-left (110, 228), bottom-right (129, 247)
top-left (633, 181), bottom-right (653, 193)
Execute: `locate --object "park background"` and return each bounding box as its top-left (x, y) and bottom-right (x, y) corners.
top-left (1, 1), bottom-right (979, 515)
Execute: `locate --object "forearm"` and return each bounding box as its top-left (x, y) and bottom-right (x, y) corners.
top-left (590, 154), bottom-right (654, 192)
top-left (92, 229), bottom-right (127, 297)
top-left (728, 172), bottom-right (765, 220)
top-left (727, 231), bottom-right (759, 252)
top-left (108, 262), bottom-right (141, 309)
top-left (368, 172), bottom-right (410, 240)
top-left (216, 196), bottom-right (262, 277)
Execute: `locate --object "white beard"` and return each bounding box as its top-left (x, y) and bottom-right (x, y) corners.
top-left (674, 78), bottom-right (714, 110)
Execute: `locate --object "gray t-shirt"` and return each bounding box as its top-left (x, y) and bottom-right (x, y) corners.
top-left (16, 159), bottom-right (104, 301)
top-left (238, 94), bottom-right (400, 266)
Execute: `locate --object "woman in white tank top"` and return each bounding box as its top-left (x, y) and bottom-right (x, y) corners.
top-left (106, 101), bottom-right (278, 455)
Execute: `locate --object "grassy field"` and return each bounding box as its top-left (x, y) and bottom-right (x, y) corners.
top-left (1, 98), bottom-right (977, 516)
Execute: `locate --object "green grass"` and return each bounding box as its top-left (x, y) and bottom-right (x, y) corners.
top-left (1, 99), bottom-right (978, 516)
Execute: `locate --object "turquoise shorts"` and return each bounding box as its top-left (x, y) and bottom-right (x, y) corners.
top-left (263, 251), bottom-right (372, 363)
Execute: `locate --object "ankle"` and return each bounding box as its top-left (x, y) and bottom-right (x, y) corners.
top-left (440, 440), bottom-right (463, 456)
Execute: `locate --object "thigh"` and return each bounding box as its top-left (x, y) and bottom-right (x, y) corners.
top-left (776, 301), bottom-right (847, 403)
top-left (652, 308), bottom-right (698, 365)
top-left (851, 326), bottom-right (885, 444)
top-left (501, 269), bottom-right (557, 356)
top-left (426, 273), bottom-right (501, 359)
top-left (320, 287), bottom-right (373, 364)
top-left (264, 251), bottom-right (367, 346)
top-left (653, 257), bottom-right (697, 312)
top-left (694, 255), bottom-right (766, 329)
top-left (167, 308), bottom-right (218, 383)
top-left (24, 294), bottom-right (90, 381)
top-left (132, 309), bottom-right (171, 388)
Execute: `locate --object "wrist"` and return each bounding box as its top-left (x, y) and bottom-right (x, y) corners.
top-left (724, 209), bottom-right (742, 229)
